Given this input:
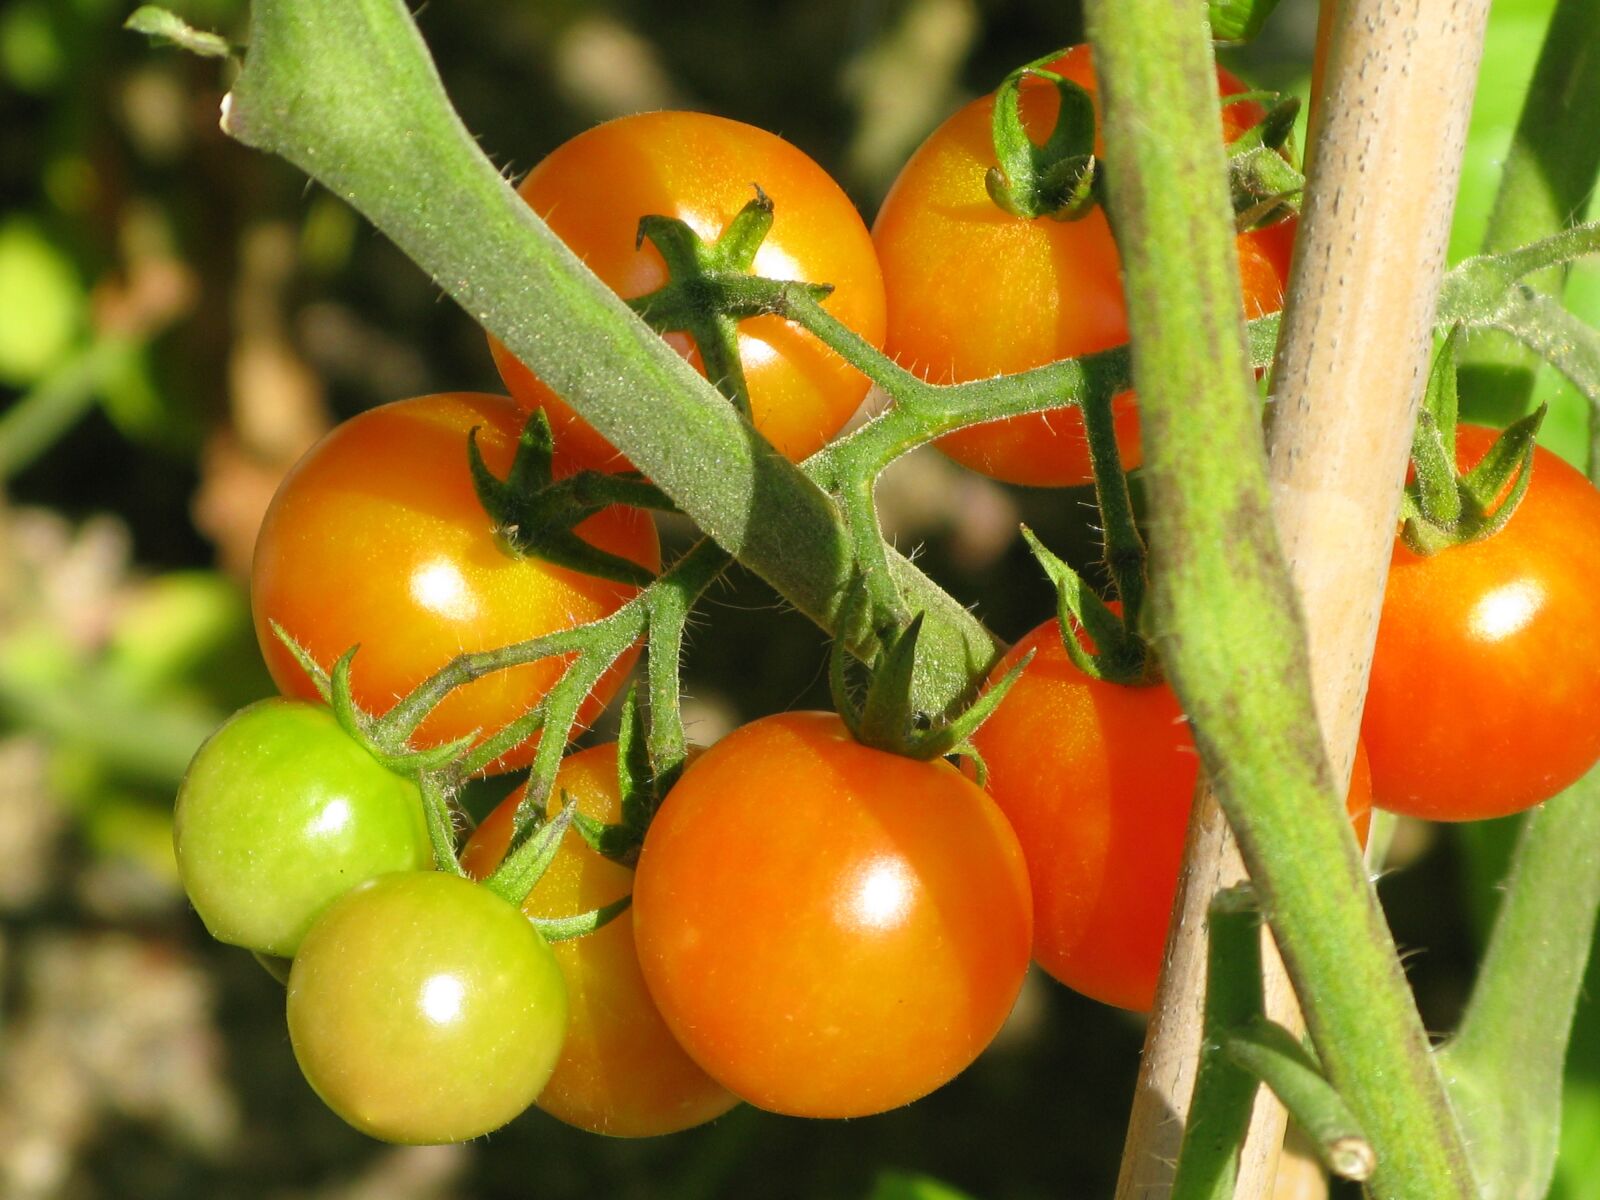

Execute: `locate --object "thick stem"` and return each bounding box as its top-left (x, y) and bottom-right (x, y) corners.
top-left (1437, 768), bottom-right (1600, 1200)
top-left (1086, 3), bottom-right (1481, 1198)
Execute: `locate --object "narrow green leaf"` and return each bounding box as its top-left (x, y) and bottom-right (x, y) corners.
top-left (534, 894), bottom-right (632, 943)
top-left (125, 6), bottom-right (233, 58)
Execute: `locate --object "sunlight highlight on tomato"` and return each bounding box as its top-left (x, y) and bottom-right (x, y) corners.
top-left (251, 393), bottom-right (659, 773)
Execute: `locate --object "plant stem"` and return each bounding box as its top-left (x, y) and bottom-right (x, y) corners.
top-left (1456, 0), bottom-right (1600, 426)
top-left (219, 0), bottom-right (996, 721)
top-left (1171, 887), bottom-right (1266, 1200)
top-left (1079, 387), bottom-right (1146, 629)
top-left (1437, 767), bottom-right (1600, 1200)
top-left (1085, 2), bottom-right (1481, 1198)
top-left (0, 336), bottom-right (134, 482)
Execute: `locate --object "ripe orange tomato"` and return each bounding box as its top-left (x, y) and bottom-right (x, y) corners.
top-left (460, 744), bottom-right (738, 1137)
top-left (251, 393), bottom-right (659, 773)
top-left (972, 619), bottom-right (1372, 1012)
top-left (631, 711), bottom-right (1032, 1118)
top-left (489, 111), bottom-right (886, 469)
top-left (872, 45), bottom-right (1296, 486)
top-left (1363, 425), bottom-right (1600, 820)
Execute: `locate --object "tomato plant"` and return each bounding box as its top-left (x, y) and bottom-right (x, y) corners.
top-left (488, 110), bottom-right (886, 469)
top-left (630, 710), bottom-right (1032, 1119)
top-left (971, 619), bottom-right (1373, 1012)
top-left (1363, 424), bottom-right (1600, 821)
top-left (871, 44), bottom-right (1296, 486)
top-left (172, 698), bottom-right (433, 956)
top-left (460, 744), bottom-right (738, 1137)
top-left (251, 392), bottom-right (660, 772)
top-left (286, 870), bottom-right (568, 1144)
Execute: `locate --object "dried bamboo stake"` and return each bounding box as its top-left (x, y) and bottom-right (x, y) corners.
top-left (1114, 3), bottom-right (1491, 1197)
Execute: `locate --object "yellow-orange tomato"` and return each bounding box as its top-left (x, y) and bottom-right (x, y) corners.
top-left (1363, 425), bottom-right (1600, 820)
top-left (872, 45), bottom-right (1296, 486)
top-left (490, 111), bottom-right (886, 469)
top-left (460, 744), bottom-right (738, 1137)
top-left (972, 620), bottom-right (1372, 1011)
top-left (251, 393), bottom-right (659, 773)
top-left (631, 711), bottom-right (1033, 1118)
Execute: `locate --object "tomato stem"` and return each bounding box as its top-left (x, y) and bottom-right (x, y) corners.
top-left (417, 773), bottom-right (466, 876)
top-left (1436, 767), bottom-right (1600, 1198)
top-left (1083, 0), bottom-right (1481, 1195)
top-left (1079, 387), bottom-right (1148, 632)
top-left (1169, 886), bottom-right (1264, 1200)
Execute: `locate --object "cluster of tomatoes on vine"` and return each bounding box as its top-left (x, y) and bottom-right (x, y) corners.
top-left (171, 44), bottom-right (1600, 1146)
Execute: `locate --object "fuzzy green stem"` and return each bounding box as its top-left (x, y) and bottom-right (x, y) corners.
top-left (417, 773), bottom-right (465, 876)
top-left (1079, 386), bottom-right (1147, 629)
top-left (1223, 1021), bottom-right (1374, 1182)
top-left (1437, 766), bottom-right (1600, 1200)
top-left (1081, 3), bottom-right (1476, 1197)
top-left (1456, 0), bottom-right (1600, 426)
top-left (641, 539), bottom-right (731, 778)
top-left (1171, 887), bottom-right (1267, 1200)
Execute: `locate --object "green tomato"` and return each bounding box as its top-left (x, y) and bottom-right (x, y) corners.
top-left (287, 871), bottom-right (568, 1144)
top-left (173, 698), bottom-right (432, 956)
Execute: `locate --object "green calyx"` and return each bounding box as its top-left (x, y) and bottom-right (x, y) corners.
top-left (829, 588), bottom-right (1026, 772)
top-left (267, 622), bottom-right (474, 776)
top-left (1400, 329), bottom-right (1546, 556)
top-left (985, 57), bottom-right (1102, 222)
top-left (628, 186), bottom-right (833, 413)
top-left (467, 407), bottom-right (672, 588)
top-left (1021, 527), bottom-right (1152, 686)
top-left (485, 794), bottom-right (633, 942)
top-left (1224, 93), bottom-right (1303, 230)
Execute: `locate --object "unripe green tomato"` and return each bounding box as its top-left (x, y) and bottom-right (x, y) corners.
top-left (287, 871), bottom-right (568, 1144)
top-left (173, 698), bottom-right (432, 956)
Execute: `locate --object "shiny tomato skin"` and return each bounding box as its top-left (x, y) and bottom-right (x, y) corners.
top-left (460, 744), bottom-right (738, 1137)
top-left (287, 871), bottom-right (567, 1144)
top-left (174, 698), bottom-right (432, 957)
top-left (489, 111), bottom-right (886, 469)
top-left (872, 45), bottom-right (1295, 486)
top-left (1363, 425), bottom-right (1600, 820)
top-left (251, 393), bottom-right (659, 773)
top-left (631, 711), bottom-right (1033, 1118)
top-left (972, 621), bottom-right (1372, 1012)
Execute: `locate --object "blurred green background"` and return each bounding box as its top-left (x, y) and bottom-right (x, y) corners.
top-left (1, 0), bottom-right (1594, 1196)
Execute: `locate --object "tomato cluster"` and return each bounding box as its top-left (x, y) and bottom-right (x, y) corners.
top-left (171, 36), bottom-right (1600, 1152)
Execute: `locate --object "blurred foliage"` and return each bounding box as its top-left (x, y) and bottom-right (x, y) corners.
top-left (0, 0), bottom-right (1595, 1196)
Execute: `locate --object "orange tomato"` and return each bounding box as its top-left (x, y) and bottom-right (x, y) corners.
top-left (490, 111), bottom-right (886, 469)
top-left (461, 744), bottom-right (737, 1137)
top-left (251, 393), bottom-right (659, 772)
top-left (1363, 425), bottom-right (1600, 820)
top-left (973, 619), bottom-right (1372, 1011)
top-left (631, 711), bottom-right (1033, 1118)
top-left (872, 45), bottom-right (1296, 486)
